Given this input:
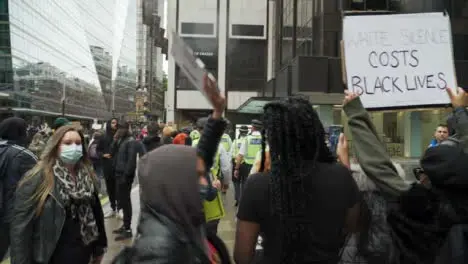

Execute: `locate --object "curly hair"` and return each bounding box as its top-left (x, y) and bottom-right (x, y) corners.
top-left (260, 96), bottom-right (335, 262)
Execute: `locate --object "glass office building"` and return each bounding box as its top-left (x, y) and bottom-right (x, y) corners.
top-left (0, 0), bottom-right (137, 121)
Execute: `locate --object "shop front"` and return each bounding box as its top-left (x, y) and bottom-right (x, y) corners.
top-left (333, 106), bottom-right (452, 159)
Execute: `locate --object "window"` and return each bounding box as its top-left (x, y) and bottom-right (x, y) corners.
top-left (180, 22), bottom-right (214, 35)
top-left (231, 24), bottom-right (264, 37)
top-left (453, 34), bottom-right (468, 60)
top-left (0, 0), bottom-right (8, 14)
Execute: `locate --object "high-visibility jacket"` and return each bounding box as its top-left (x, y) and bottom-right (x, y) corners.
top-left (242, 134), bottom-right (262, 165)
top-left (220, 134), bottom-right (232, 153)
top-left (192, 139), bottom-right (225, 222)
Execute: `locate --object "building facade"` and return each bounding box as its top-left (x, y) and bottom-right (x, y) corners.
top-left (166, 0), bottom-right (268, 125)
top-left (265, 0), bottom-right (468, 158)
top-left (136, 0), bottom-right (166, 121)
top-left (0, 0), bottom-right (139, 121)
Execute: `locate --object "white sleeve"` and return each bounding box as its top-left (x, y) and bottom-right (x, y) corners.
top-left (230, 141), bottom-right (237, 157)
top-left (227, 136), bottom-right (233, 152)
top-left (249, 150), bottom-right (262, 175)
top-left (219, 147), bottom-right (232, 185)
top-left (238, 138), bottom-right (247, 156)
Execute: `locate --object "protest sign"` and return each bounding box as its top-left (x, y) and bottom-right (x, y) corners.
top-left (342, 12), bottom-right (456, 109)
top-left (170, 31), bottom-right (217, 101)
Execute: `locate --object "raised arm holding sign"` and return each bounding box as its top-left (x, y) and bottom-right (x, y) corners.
top-left (342, 12), bottom-right (457, 109)
top-left (170, 31), bottom-right (219, 107)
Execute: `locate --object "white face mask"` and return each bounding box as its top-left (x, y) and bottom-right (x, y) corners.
top-left (59, 144), bottom-right (83, 164)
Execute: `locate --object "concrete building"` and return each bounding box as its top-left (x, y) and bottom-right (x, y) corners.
top-left (250, 0), bottom-right (468, 159)
top-left (0, 0), bottom-right (139, 121)
top-left (166, 0), bottom-right (268, 125)
top-left (136, 0), bottom-right (166, 121)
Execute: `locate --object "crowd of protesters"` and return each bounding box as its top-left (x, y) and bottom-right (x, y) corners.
top-left (0, 74), bottom-right (468, 264)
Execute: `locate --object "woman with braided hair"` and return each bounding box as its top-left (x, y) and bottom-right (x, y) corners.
top-left (234, 96), bottom-right (362, 264)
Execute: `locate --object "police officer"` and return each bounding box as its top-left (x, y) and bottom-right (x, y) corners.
top-left (231, 125), bottom-right (249, 206)
top-left (234, 119), bottom-right (263, 200)
top-left (220, 120), bottom-right (232, 153)
top-left (189, 125), bottom-right (201, 142)
top-left (192, 117), bottom-right (232, 234)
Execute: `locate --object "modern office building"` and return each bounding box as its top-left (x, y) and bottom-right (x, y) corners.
top-left (136, 0), bottom-right (166, 121)
top-left (259, 0), bottom-right (468, 158)
top-left (0, 0), bottom-right (139, 122)
top-left (166, 0), bottom-right (268, 125)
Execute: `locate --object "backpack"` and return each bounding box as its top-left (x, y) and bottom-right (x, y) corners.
top-left (0, 145), bottom-right (9, 217)
top-left (89, 142), bottom-right (99, 160)
top-left (0, 143), bottom-right (26, 218)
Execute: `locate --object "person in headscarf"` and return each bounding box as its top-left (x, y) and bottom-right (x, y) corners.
top-left (0, 117), bottom-right (38, 259)
top-left (340, 88), bottom-right (468, 264)
top-left (112, 73), bottom-right (231, 264)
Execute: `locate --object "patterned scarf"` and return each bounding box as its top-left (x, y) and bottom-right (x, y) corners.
top-left (53, 160), bottom-right (99, 245)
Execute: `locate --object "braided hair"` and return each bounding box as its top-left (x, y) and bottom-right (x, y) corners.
top-left (261, 96), bottom-right (335, 262)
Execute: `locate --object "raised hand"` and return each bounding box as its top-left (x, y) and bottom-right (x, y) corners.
top-left (203, 74), bottom-right (226, 118)
top-left (343, 90), bottom-right (360, 106)
top-left (446, 87), bottom-right (468, 108)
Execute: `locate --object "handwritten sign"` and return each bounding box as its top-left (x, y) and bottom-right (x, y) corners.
top-left (170, 31), bottom-right (217, 102)
top-left (343, 12), bottom-right (456, 109)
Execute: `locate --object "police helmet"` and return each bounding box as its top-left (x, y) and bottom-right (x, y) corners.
top-left (239, 125), bottom-right (249, 133)
top-left (251, 119), bottom-right (263, 129)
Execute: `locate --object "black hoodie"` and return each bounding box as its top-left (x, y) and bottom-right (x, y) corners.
top-left (97, 118), bottom-right (118, 158)
top-left (142, 135), bottom-right (162, 152)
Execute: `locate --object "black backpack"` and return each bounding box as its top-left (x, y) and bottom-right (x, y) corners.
top-left (0, 143), bottom-right (22, 218)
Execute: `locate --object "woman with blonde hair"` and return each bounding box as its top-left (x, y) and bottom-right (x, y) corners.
top-left (10, 125), bottom-right (107, 264)
top-left (162, 126), bottom-right (174, 144)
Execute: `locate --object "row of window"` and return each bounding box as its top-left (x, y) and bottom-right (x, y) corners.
top-left (180, 22), bottom-right (265, 37)
top-left (277, 0), bottom-right (468, 66)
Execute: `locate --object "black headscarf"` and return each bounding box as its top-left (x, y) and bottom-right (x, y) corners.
top-left (105, 118), bottom-right (118, 137)
top-left (387, 144), bottom-right (468, 264)
top-left (138, 145), bottom-right (205, 241)
top-left (421, 144), bottom-right (468, 190)
top-left (0, 117), bottom-right (27, 146)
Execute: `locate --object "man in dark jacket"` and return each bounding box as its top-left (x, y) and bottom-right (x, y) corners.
top-left (141, 122), bottom-right (162, 152)
top-left (97, 118), bottom-right (119, 217)
top-left (0, 117), bottom-right (38, 259)
top-left (113, 122), bottom-right (146, 241)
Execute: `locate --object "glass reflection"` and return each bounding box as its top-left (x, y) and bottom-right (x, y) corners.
top-left (2, 0), bottom-right (137, 120)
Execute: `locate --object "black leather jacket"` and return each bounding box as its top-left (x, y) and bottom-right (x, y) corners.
top-left (113, 207), bottom-right (210, 264)
top-left (9, 171), bottom-right (107, 264)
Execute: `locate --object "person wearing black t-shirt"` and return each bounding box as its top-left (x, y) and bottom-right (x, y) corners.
top-left (234, 96), bottom-right (361, 264)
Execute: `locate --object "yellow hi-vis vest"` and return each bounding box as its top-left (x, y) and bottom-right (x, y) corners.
top-left (232, 136), bottom-right (246, 159)
top-left (220, 134), bottom-right (232, 153)
top-left (192, 139), bottom-right (225, 221)
top-left (243, 134), bottom-right (262, 165)
top-left (190, 130), bottom-right (200, 141)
